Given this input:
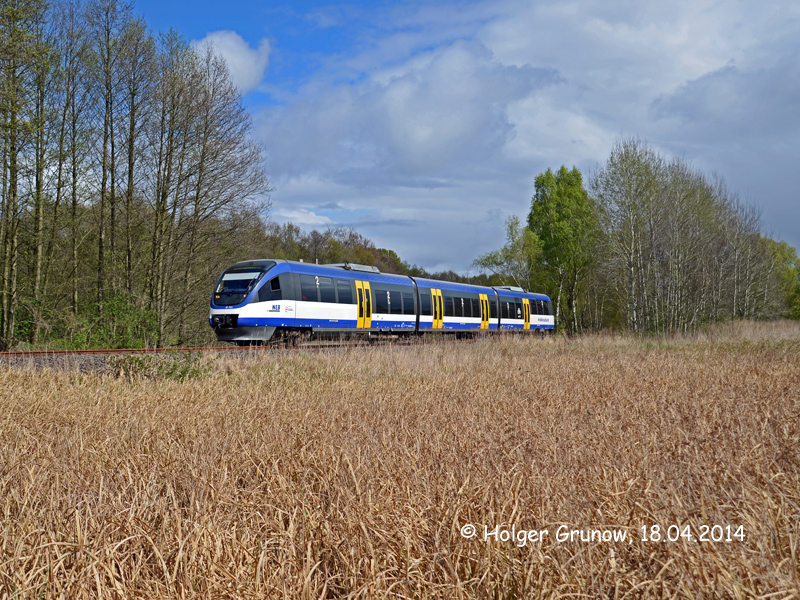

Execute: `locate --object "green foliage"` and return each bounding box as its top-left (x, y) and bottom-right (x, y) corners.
top-left (529, 167), bottom-right (598, 270)
top-left (472, 215), bottom-right (542, 290)
top-left (31, 295), bottom-right (160, 350)
top-left (107, 351), bottom-right (212, 382)
top-left (528, 166), bottom-right (599, 332)
top-left (767, 239), bottom-right (800, 319)
top-left (789, 284), bottom-right (800, 320)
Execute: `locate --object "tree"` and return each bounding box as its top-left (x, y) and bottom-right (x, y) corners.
top-left (590, 139), bottom-right (666, 332)
top-left (528, 166), bottom-right (598, 333)
top-left (86, 0), bottom-right (133, 309)
top-left (171, 42), bottom-right (268, 344)
top-left (0, 0), bottom-right (48, 349)
top-left (765, 239), bottom-right (800, 319)
top-left (118, 15), bottom-right (154, 296)
top-left (472, 215), bottom-right (542, 291)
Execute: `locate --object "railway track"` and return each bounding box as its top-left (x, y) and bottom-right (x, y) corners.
top-left (0, 344), bottom-right (280, 359)
top-left (0, 334), bottom-right (473, 364)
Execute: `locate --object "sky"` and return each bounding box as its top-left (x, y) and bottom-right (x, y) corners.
top-left (134, 0), bottom-right (800, 273)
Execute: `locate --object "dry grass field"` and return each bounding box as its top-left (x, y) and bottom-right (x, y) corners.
top-left (1, 322), bottom-right (799, 598)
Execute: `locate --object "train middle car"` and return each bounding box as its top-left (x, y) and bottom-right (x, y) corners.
top-left (209, 259), bottom-right (555, 344)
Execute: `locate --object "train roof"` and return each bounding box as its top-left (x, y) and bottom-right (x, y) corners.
top-left (222, 259), bottom-right (550, 300)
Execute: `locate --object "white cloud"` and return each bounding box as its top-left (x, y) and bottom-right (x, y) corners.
top-left (194, 30), bottom-right (270, 93)
top-left (273, 208), bottom-right (333, 228)
top-left (258, 39), bottom-right (561, 184)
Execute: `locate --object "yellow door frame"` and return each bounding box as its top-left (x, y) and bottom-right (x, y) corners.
top-left (479, 293), bottom-right (489, 329)
top-left (355, 281), bottom-right (372, 329)
top-left (431, 289), bottom-right (443, 329)
top-left (523, 298), bottom-right (531, 330)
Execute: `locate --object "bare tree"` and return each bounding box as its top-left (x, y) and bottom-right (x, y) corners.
top-left (86, 0), bottom-right (132, 311)
top-left (118, 16), bottom-right (154, 296)
top-left (0, 0), bottom-right (48, 348)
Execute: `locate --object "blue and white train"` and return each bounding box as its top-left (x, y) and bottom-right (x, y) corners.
top-left (209, 259), bottom-right (555, 344)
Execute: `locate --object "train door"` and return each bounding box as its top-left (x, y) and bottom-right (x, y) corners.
top-left (479, 293), bottom-right (489, 329)
top-left (431, 289), bottom-right (443, 329)
top-left (522, 298), bottom-right (531, 330)
top-left (356, 281), bottom-right (372, 329)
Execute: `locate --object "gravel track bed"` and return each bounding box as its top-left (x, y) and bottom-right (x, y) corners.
top-left (0, 352), bottom-right (112, 374)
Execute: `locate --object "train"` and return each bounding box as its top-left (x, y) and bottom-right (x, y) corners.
top-left (209, 259), bottom-right (555, 344)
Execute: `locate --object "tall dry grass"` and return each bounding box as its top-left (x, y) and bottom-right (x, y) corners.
top-left (1, 322), bottom-right (799, 598)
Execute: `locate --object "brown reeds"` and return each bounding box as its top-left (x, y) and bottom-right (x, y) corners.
top-left (1, 322), bottom-right (799, 598)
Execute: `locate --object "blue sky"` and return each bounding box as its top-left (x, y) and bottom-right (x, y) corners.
top-left (134, 0), bottom-right (800, 273)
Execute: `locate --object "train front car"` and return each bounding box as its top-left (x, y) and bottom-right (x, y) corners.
top-left (209, 259), bottom-right (295, 344)
top-left (209, 259), bottom-right (416, 344)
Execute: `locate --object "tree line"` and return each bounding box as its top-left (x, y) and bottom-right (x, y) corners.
top-left (1, 0), bottom-right (269, 349)
top-left (476, 138), bottom-right (800, 333)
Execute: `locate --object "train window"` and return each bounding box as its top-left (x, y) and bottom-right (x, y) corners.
top-left (537, 300), bottom-right (545, 315)
top-left (389, 290), bottom-right (402, 314)
top-left (515, 301), bottom-right (523, 319)
top-left (299, 275), bottom-right (318, 302)
top-left (471, 298), bottom-right (480, 318)
top-left (214, 261), bottom-right (276, 306)
top-left (500, 300), bottom-right (508, 320)
top-left (444, 296), bottom-right (454, 317)
top-left (420, 291), bottom-right (432, 316)
top-left (374, 288), bottom-right (389, 313)
top-left (402, 292), bottom-right (415, 315)
top-left (258, 277), bottom-right (281, 302)
top-left (454, 297), bottom-right (463, 318)
top-left (319, 277), bottom-right (336, 303)
top-left (336, 279), bottom-right (354, 304)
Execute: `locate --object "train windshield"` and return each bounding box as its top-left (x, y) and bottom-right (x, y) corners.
top-left (213, 261), bottom-right (276, 306)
